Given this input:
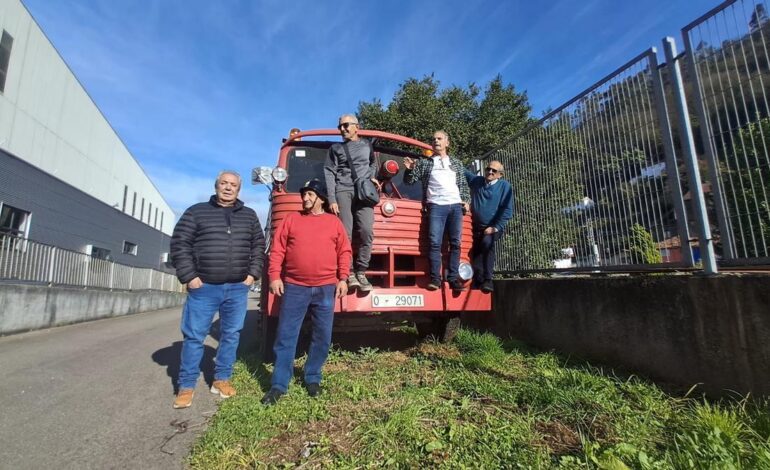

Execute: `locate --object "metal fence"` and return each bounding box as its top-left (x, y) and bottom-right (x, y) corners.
top-left (486, 0), bottom-right (769, 274)
top-left (0, 234), bottom-right (183, 292)
top-left (683, 0), bottom-right (770, 266)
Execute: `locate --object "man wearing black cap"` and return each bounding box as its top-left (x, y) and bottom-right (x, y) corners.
top-left (261, 179), bottom-right (352, 405)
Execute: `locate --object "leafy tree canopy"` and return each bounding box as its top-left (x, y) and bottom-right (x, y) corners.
top-left (357, 74), bottom-right (532, 162)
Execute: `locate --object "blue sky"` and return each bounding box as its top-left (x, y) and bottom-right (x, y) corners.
top-left (22, 0), bottom-right (716, 223)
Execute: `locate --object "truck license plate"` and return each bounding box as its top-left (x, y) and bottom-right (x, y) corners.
top-left (371, 294), bottom-right (425, 308)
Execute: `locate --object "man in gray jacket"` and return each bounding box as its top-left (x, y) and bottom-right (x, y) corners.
top-left (323, 114), bottom-right (380, 292)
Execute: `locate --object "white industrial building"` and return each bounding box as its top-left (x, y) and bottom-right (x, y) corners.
top-left (0, 0), bottom-right (174, 269)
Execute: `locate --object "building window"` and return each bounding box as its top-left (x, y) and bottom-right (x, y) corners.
top-left (148, 202), bottom-right (152, 224)
top-left (89, 246), bottom-right (111, 260)
top-left (140, 198), bottom-right (145, 221)
top-left (0, 31), bottom-right (13, 93)
top-left (154, 207), bottom-right (158, 228)
top-left (0, 203), bottom-right (30, 238)
top-left (122, 241), bottom-right (138, 256)
top-left (122, 186), bottom-right (128, 212)
top-left (160, 212), bottom-right (164, 231)
top-left (131, 192), bottom-right (137, 217)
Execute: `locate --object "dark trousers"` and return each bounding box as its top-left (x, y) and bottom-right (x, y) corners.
top-left (427, 203), bottom-right (463, 283)
top-left (472, 228), bottom-right (502, 283)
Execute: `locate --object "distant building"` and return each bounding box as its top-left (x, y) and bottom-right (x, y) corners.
top-left (0, 0), bottom-right (174, 270)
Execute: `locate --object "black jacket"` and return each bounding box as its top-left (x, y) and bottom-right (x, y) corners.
top-left (170, 196), bottom-right (266, 284)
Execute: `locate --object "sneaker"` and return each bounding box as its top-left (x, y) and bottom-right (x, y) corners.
top-left (261, 388), bottom-right (285, 406)
top-left (449, 279), bottom-right (467, 292)
top-left (426, 281), bottom-right (441, 291)
top-left (305, 383), bottom-right (322, 398)
top-left (173, 389), bottom-right (194, 409)
top-left (210, 380), bottom-right (237, 398)
top-left (481, 280), bottom-right (494, 293)
top-left (356, 272), bottom-right (373, 292)
top-left (347, 273), bottom-right (360, 290)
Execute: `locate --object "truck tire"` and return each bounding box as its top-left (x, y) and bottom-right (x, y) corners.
top-left (416, 315), bottom-right (461, 343)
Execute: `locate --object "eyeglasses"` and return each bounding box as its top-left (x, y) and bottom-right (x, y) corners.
top-left (338, 122), bottom-right (357, 130)
top-left (485, 167), bottom-right (501, 174)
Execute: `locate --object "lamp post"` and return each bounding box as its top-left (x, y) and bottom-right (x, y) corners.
top-left (580, 197), bottom-right (600, 267)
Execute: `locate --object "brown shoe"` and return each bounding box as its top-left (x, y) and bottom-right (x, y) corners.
top-left (173, 389), bottom-right (194, 409)
top-left (211, 380), bottom-right (237, 398)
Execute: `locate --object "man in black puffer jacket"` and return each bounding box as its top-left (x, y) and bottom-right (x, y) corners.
top-left (170, 170), bottom-right (266, 409)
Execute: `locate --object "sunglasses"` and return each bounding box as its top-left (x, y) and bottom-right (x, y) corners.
top-left (485, 167), bottom-right (501, 174)
top-left (338, 122), bottom-right (358, 130)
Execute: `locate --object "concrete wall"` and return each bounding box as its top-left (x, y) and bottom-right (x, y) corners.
top-left (464, 275), bottom-right (770, 397)
top-left (0, 284), bottom-right (186, 335)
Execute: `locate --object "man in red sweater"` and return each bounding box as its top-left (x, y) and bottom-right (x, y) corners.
top-left (261, 179), bottom-right (351, 405)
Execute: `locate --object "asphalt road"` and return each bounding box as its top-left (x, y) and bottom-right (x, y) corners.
top-left (0, 296), bottom-right (261, 470)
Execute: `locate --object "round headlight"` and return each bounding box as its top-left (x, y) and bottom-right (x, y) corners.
top-left (272, 167), bottom-right (288, 183)
top-left (381, 201), bottom-right (396, 217)
top-left (458, 262), bottom-right (473, 281)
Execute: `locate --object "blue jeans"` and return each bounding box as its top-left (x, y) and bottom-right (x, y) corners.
top-left (178, 282), bottom-right (249, 390)
top-left (427, 203), bottom-right (463, 284)
top-left (473, 228), bottom-right (503, 282)
top-left (271, 282), bottom-right (336, 392)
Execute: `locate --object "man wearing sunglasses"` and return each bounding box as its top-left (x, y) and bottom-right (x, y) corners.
top-left (464, 160), bottom-right (514, 293)
top-left (404, 130), bottom-right (471, 292)
top-left (323, 114), bottom-right (380, 292)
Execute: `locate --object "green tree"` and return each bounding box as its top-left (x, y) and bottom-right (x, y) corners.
top-left (357, 74), bottom-right (532, 162)
top-left (627, 223), bottom-right (663, 264)
top-left (724, 117), bottom-right (770, 258)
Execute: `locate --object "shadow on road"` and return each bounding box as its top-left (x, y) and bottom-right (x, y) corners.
top-left (151, 341), bottom-right (216, 394)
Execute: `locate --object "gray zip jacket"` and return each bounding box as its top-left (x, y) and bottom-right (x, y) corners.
top-left (323, 139), bottom-right (377, 205)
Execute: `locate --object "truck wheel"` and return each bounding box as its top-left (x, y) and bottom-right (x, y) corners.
top-left (416, 315), bottom-right (461, 343)
top-left (259, 314), bottom-right (278, 363)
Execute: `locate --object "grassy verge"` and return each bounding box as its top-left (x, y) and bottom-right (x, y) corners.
top-left (189, 329), bottom-right (770, 468)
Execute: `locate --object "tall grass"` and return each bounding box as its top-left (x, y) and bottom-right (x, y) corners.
top-left (189, 329), bottom-right (770, 468)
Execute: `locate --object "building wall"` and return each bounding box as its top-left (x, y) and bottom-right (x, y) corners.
top-left (0, 0), bottom-right (173, 235)
top-left (0, 148), bottom-right (172, 269)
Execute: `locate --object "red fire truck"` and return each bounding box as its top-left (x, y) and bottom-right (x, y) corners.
top-left (252, 129), bottom-right (491, 356)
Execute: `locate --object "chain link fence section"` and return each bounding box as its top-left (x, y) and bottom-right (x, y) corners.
top-left (484, 50), bottom-right (692, 274)
top-left (683, 0), bottom-right (770, 266)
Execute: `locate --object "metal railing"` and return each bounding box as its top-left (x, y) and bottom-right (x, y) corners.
top-left (683, 0), bottom-right (770, 266)
top-left (485, 51), bottom-right (693, 273)
top-left (0, 234), bottom-right (184, 292)
top-left (485, 0), bottom-right (770, 274)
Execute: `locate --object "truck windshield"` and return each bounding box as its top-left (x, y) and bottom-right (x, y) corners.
top-left (285, 140), bottom-right (424, 201)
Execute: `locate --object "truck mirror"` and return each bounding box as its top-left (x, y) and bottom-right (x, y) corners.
top-left (252, 167), bottom-right (274, 185)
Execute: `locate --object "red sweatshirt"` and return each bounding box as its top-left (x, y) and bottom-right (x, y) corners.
top-left (268, 211), bottom-right (352, 286)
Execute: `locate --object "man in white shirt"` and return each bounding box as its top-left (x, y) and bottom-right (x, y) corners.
top-left (404, 131), bottom-right (471, 291)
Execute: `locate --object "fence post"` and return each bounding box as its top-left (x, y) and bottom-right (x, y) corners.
top-left (48, 247), bottom-right (57, 286)
top-left (647, 48), bottom-right (694, 267)
top-left (109, 262), bottom-right (115, 290)
top-left (83, 255), bottom-right (90, 288)
top-left (149, 269), bottom-right (153, 290)
top-left (663, 37), bottom-right (717, 274)
top-left (129, 267), bottom-right (134, 291)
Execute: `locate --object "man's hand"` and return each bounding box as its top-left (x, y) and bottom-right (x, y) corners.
top-left (243, 275), bottom-right (255, 286)
top-left (484, 226), bottom-right (497, 235)
top-left (463, 202), bottom-right (470, 214)
top-left (370, 178), bottom-right (382, 190)
top-left (187, 277), bottom-right (203, 290)
top-left (329, 203), bottom-right (340, 215)
top-left (403, 157), bottom-right (415, 169)
top-left (335, 280), bottom-right (348, 298)
top-left (269, 279), bottom-right (284, 296)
